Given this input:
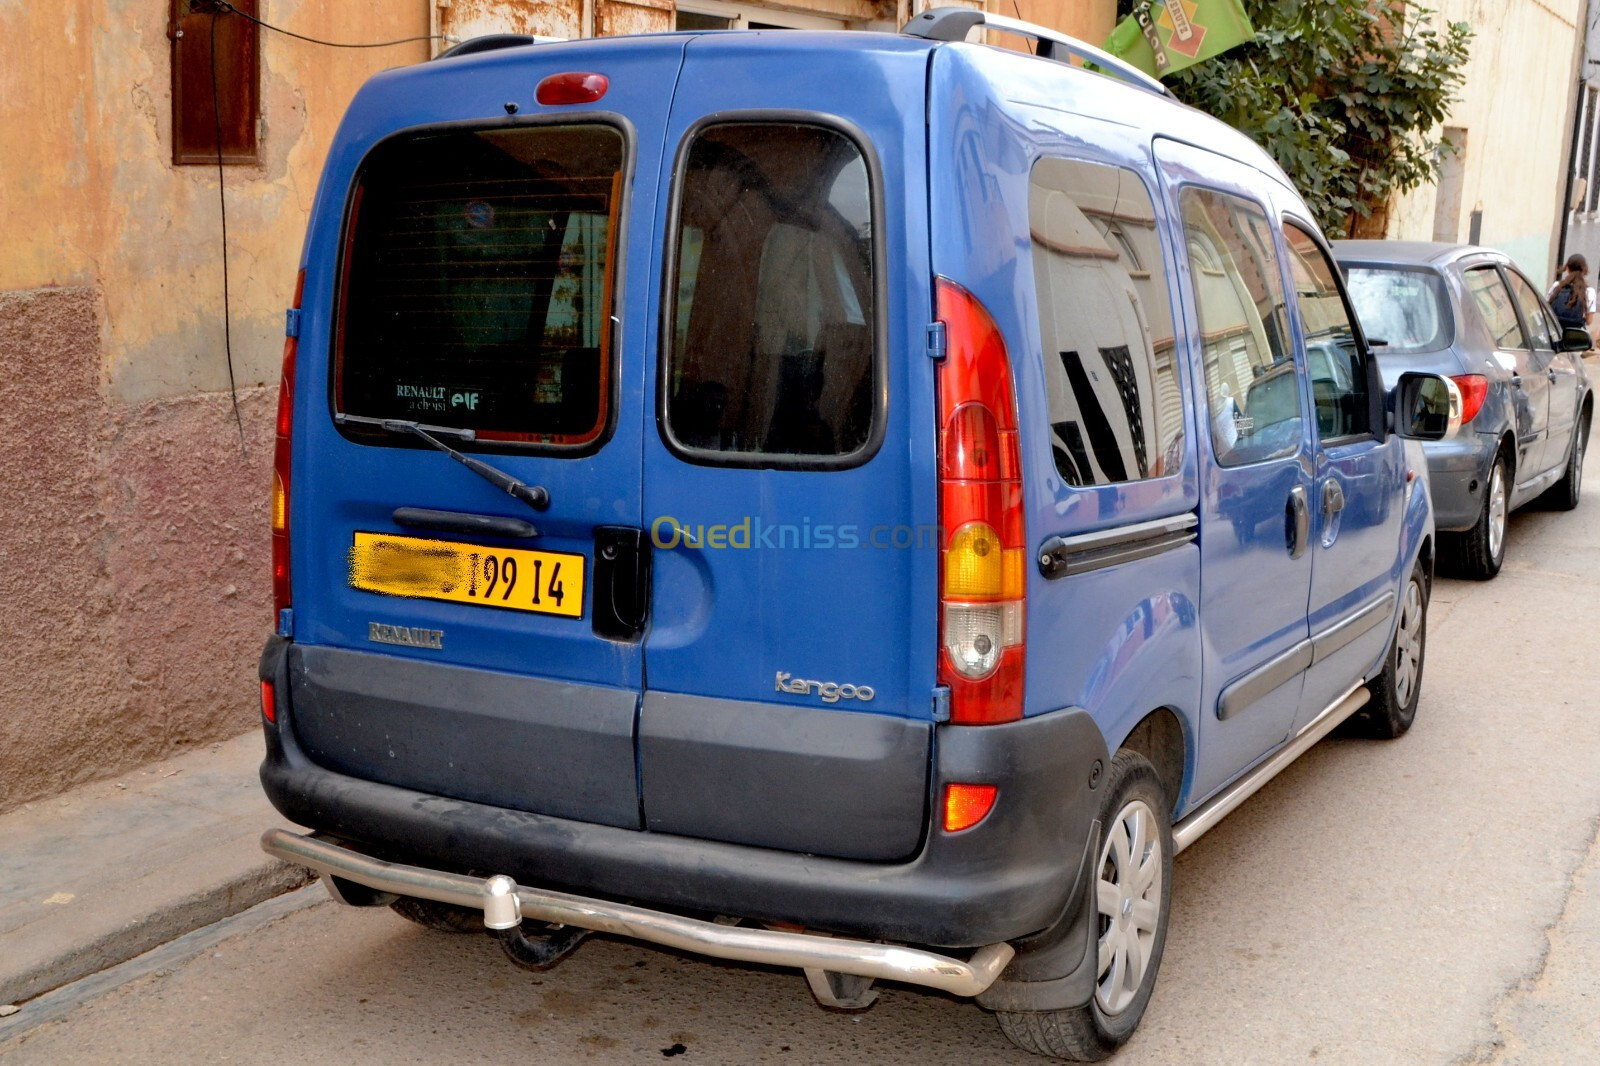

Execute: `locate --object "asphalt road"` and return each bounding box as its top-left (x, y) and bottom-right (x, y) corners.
top-left (5, 455), bottom-right (1598, 1065)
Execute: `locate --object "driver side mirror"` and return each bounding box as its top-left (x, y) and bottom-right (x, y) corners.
top-left (1391, 372), bottom-right (1461, 441)
top-left (1557, 325), bottom-right (1593, 353)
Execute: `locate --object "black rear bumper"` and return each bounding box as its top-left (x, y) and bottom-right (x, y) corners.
top-left (259, 636), bottom-right (1107, 949)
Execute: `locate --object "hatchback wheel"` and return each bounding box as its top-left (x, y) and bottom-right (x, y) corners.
top-left (1544, 418), bottom-right (1588, 512)
top-left (996, 752), bottom-right (1172, 1062)
top-left (1450, 452), bottom-right (1507, 579)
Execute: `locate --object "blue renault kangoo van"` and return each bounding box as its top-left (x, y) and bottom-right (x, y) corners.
top-left (258, 10), bottom-right (1456, 1059)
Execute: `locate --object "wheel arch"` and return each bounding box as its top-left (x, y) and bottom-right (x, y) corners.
top-left (1498, 429), bottom-right (1517, 479)
top-left (1111, 707), bottom-right (1188, 818)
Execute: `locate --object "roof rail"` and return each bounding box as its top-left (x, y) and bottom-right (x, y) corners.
top-left (901, 7), bottom-right (1170, 98)
top-left (433, 33), bottom-right (539, 61)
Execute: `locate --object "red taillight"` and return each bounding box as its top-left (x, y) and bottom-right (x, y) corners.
top-left (272, 269), bottom-right (304, 623)
top-left (260, 679), bottom-right (276, 724)
top-left (536, 72), bottom-right (608, 106)
top-left (936, 278), bottom-right (1025, 725)
top-left (1451, 374), bottom-right (1488, 424)
top-left (943, 783), bottom-right (998, 832)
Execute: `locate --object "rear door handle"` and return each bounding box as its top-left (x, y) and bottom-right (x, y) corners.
top-left (393, 507), bottom-right (539, 540)
top-left (1286, 485), bottom-right (1310, 559)
top-left (1511, 374), bottom-right (1523, 388)
top-left (1548, 368), bottom-right (1559, 382)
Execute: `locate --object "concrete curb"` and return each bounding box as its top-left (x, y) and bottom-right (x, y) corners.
top-left (0, 732), bottom-right (312, 1007)
top-left (0, 859), bottom-right (315, 1007)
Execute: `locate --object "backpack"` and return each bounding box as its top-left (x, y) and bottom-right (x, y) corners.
top-left (1551, 283), bottom-right (1586, 329)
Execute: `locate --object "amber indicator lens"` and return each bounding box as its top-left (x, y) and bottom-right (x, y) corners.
top-left (943, 783), bottom-right (998, 832)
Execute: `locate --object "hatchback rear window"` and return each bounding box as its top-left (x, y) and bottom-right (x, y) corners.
top-left (336, 124), bottom-right (624, 449)
top-left (664, 122), bottom-right (878, 465)
top-left (1343, 266), bottom-right (1453, 355)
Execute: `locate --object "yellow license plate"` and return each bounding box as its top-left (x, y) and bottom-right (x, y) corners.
top-left (348, 532), bottom-right (585, 619)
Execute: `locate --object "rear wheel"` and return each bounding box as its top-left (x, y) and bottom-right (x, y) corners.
top-left (996, 752), bottom-right (1172, 1062)
top-left (1544, 418), bottom-right (1587, 511)
top-left (1447, 452), bottom-right (1507, 580)
top-left (1346, 559), bottom-right (1427, 739)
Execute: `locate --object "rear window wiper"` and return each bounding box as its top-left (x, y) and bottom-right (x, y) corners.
top-left (335, 414), bottom-right (551, 512)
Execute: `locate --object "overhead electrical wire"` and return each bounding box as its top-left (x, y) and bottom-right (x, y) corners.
top-left (198, 2), bottom-right (454, 461)
top-left (212, 1), bottom-right (454, 50)
top-left (208, 11), bottom-right (247, 459)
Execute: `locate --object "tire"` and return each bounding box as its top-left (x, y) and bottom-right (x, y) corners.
top-left (1345, 559), bottom-right (1428, 740)
top-left (1543, 418), bottom-right (1587, 512)
top-left (996, 752), bottom-right (1173, 1062)
top-left (1446, 451), bottom-right (1508, 580)
top-left (390, 896), bottom-right (487, 934)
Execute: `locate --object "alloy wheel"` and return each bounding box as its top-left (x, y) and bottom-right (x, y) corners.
top-left (1094, 798), bottom-right (1164, 1016)
top-left (1393, 576), bottom-right (1424, 708)
top-left (1574, 431), bottom-right (1586, 497)
top-left (1487, 461), bottom-right (1507, 563)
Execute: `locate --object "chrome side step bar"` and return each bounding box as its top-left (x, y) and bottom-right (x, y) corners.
top-left (260, 829), bottom-right (1015, 999)
top-left (1172, 684), bottom-right (1369, 855)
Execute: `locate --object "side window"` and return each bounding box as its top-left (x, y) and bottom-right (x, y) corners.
top-left (1465, 267), bottom-right (1527, 350)
top-left (665, 122), bottom-right (877, 464)
top-left (1505, 270), bottom-right (1556, 351)
top-left (1283, 223), bottom-right (1372, 440)
top-left (1028, 158), bottom-right (1184, 485)
top-left (1179, 188), bottom-right (1300, 466)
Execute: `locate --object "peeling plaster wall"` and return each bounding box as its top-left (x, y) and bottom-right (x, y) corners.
top-left (0, 2), bottom-right (428, 812)
top-left (1386, 0), bottom-right (1583, 279)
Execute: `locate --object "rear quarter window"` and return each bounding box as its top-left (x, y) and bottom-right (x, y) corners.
top-left (664, 121), bottom-right (879, 466)
top-left (1028, 157), bottom-right (1184, 486)
top-left (336, 123), bottom-right (625, 450)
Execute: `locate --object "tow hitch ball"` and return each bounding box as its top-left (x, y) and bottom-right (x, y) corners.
top-left (484, 874), bottom-right (591, 971)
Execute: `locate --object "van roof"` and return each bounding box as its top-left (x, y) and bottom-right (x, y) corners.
top-left (370, 28), bottom-right (1296, 197)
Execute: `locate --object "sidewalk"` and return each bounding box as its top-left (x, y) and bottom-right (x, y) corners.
top-left (0, 732), bottom-right (312, 1008)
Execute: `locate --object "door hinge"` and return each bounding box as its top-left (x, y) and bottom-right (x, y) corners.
top-left (932, 684), bottom-right (951, 722)
top-left (926, 322), bottom-right (947, 361)
top-left (277, 608), bottom-right (294, 638)
top-left (284, 307), bottom-right (302, 339)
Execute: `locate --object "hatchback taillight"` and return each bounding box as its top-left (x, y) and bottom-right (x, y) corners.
top-left (272, 270), bottom-right (304, 625)
top-left (935, 278), bottom-right (1025, 725)
top-left (1451, 374), bottom-right (1488, 424)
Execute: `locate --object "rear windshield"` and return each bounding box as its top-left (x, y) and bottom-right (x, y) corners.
top-left (336, 124), bottom-right (624, 448)
top-left (1342, 266), bottom-right (1453, 355)
top-left (664, 122), bottom-right (878, 465)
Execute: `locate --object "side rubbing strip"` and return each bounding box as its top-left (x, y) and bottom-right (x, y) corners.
top-left (1217, 639), bottom-right (1313, 721)
top-left (1037, 513), bottom-right (1198, 579)
top-left (1310, 592), bottom-right (1395, 664)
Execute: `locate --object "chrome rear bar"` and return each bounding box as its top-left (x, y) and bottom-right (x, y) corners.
top-left (261, 828), bottom-right (1014, 998)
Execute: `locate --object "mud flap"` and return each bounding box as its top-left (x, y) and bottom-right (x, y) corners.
top-left (976, 817), bottom-right (1101, 1013)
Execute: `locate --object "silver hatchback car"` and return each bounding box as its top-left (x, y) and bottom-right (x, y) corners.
top-left (1334, 241), bottom-right (1592, 578)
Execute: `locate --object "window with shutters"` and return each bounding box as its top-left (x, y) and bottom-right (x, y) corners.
top-left (170, 0), bottom-right (260, 165)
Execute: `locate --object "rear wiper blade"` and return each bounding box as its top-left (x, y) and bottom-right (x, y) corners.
top-left (335, 414), bottom-right (550, 512)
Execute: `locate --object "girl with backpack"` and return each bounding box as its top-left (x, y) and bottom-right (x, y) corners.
top-left (1547, 254), bottom-right (1595, 332)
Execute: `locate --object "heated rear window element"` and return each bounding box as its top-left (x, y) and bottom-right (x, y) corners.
top-left (665, 122), bottom-right (878, 463)
top-left (1343, 267), bottom-right (1452, 355)
top-left (337, 124), bottom-right (624, 448)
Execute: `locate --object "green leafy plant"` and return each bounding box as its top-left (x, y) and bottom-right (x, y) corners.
top-left (1144, 0), bottom-right (1472, 238)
